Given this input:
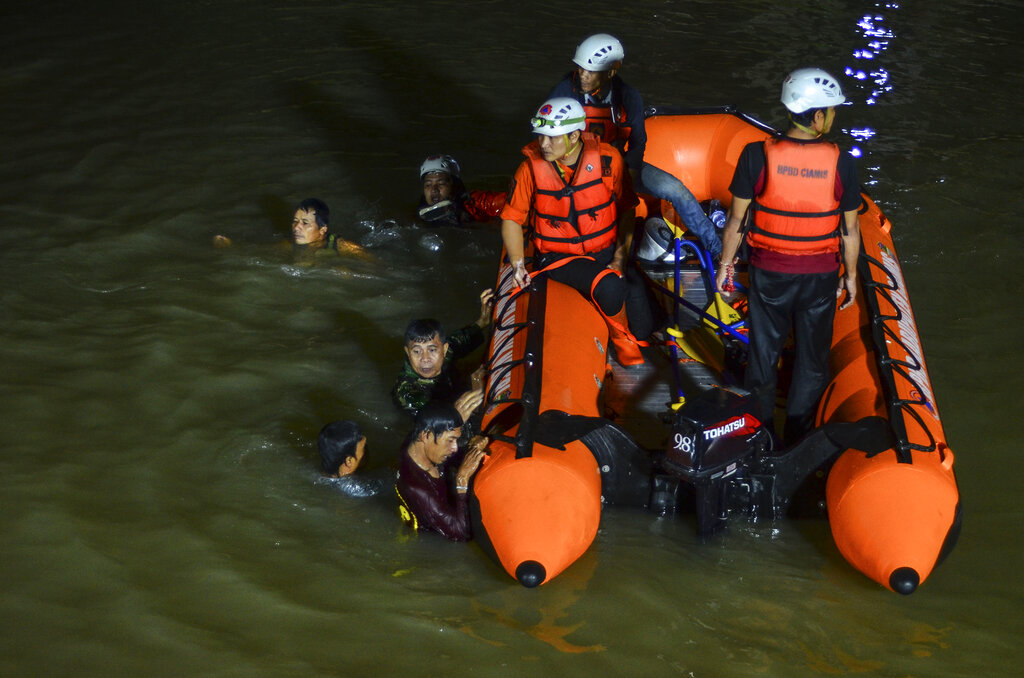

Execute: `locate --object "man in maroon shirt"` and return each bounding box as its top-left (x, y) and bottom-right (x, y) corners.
top-left (395, 402), bottom-right (488, 541)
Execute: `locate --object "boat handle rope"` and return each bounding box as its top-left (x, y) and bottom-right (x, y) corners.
top-left (860, 252), bottom-right (939, 459)
top-left (480, 262), bottom-right (535, 412)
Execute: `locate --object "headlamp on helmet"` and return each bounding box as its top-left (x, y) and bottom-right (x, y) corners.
top-left (530, 98), bottom-right (587, 137)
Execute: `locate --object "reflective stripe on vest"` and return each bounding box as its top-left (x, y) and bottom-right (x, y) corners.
top-left (525, 133), bottom-right (618, 255)
top-left (747, 137), bottom-right (842, 254)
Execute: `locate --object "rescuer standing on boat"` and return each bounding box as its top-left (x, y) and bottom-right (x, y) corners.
top-left (500, 97), bottom-right (645, 365)
top-left (715, 68), bottom-right (862, 444)
top-left (548, 33), bottom-right (723, 258)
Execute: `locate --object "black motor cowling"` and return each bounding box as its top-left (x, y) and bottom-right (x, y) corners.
top-left (661, 387), bottom-right (772, 537)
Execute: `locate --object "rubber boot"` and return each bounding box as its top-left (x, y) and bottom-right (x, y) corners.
top-left (607, 307), bottom-right (645, 366)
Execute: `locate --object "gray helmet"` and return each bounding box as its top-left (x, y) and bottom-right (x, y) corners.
top-left (419, 154), bottom-right (461, 180)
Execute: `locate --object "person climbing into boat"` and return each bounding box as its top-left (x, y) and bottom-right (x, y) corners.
top-left (548, 33), bottom-right (722, 258)
top-left (395, 401), bottom-right (488, 541)
top-left (417, 154), bottom-right (506, 227)
top-left (500, 97), bottom-right (647, 366)
top-left (714, 67), bottom-right (862, 445)
top-left (392, 288), bottom-right (495, 421)
top-left (212, 198), bottom-right (369, 258)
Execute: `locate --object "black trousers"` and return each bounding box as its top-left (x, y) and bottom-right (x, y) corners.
top-left (535, 246), bottom-right (625, 316)
top-left (745, 266), bottom-right (838, 443)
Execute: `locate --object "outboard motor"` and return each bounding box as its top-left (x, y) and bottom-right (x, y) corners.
top-left (660, 386), bottom-right (772, 538)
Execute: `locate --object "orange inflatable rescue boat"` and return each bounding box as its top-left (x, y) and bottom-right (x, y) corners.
top-left (469, 108), bottom-right (960, 594)
top-left (470, 253), bottom-right (606, 587)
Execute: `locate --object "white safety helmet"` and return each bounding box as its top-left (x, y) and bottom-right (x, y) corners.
top-left (572, 33), bottom-right (624, 72)
top-left (780, 68), bottom-right (846, 114)
top-left (419, 154), bottom-right (461, 180)
top-left (530, 97), bottom-right (587, 137)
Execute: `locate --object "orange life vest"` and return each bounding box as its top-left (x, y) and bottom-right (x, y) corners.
top-left (525, 133), bottom-right (618, 255)
top-left (582, 99), bottom-right (632, 149)
top-left (747, 137), bottom-right (842, 255)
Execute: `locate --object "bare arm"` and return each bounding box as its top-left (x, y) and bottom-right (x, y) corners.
top-left (335, 238), bottom-right (375, 261)
top-left (837, 209), bottom-right (861, 310)
top-left (476, 288), bottom-right (495, 328)
top-left (610, 209), bottom-right (636, 273)
top-left (715, 197), bottom-right (751, 294)
top-left (454, 436), bottom-right (489, 494)
top-left (610, 160), bottom-right (639, 273)
top-left (454, 387), bottom-right (485, 424)
top-left (502, 218), bottom-right (531, 288)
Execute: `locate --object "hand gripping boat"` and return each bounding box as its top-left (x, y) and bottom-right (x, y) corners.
top-left (471, 108), bottom-right (961, 594)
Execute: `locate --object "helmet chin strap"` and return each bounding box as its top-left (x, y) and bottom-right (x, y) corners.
top-left (789, 114), bottom-right (822, 138)
top-left (788, 108), bottom-right (834, 138)
top-left (562, 134), bottom-right (581, 161)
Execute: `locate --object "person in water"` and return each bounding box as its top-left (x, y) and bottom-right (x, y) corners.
top-left (316, 419), bottom-right (385, 498)
top-left (392, 288), bottom-right (494, 421)
top-left (319, 419), bottom-right (367, 477)
top-left (548, 33), bottom-right (722, 258)
top-left (417, 154), bottom-right (506, 227)
top-left (500, 97), bottom-right (645, 366)
top-left (213, 198), bottom-right (368, 257)
top-left (715, 68), bottom-right (861, 444)
top-left (395, 401), bottom-right (488, 541)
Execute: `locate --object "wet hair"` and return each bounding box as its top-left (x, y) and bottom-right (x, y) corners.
top-left (404, 318), bottom-right (445, 345)
top-left (411, 401), bottom-right (462, 442)
top-left (318, 420), bottom-right (363, 474)
top-left (297, 198), bottom-right (330, 229)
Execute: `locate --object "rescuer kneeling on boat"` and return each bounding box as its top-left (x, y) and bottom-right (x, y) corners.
top-left (715, 68), bottom-right (862, 445)
top-left (395, 402), bottom-right (488, 541)
top-left (417, 154), bottom-right (506, 227)
top-left (500, 97), bottom-right (645, 365)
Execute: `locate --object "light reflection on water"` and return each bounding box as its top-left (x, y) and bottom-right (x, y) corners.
top-left (2, 1), bottom-right (1023, 676)
top-left (842, 3), bottom-right (897, 160)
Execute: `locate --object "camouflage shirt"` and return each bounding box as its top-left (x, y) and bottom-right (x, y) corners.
top-left (391, 323), bottom-right (485, 417)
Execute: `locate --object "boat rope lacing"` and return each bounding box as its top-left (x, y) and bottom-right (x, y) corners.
top-left (480, 260), bottom-right (534, 447)
top-left (860, 251), bottom-right (939, 462)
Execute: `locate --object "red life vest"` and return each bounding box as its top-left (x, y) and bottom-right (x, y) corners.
top-left (525, 133), bottom-right (618, 255)
top-left (747, 137), bottom-right (842, 255)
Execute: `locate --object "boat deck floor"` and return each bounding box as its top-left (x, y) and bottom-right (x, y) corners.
top-left (602, 342), bottom-right (721, 451)
top-left (598, 259), bottom-right (740, 451)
